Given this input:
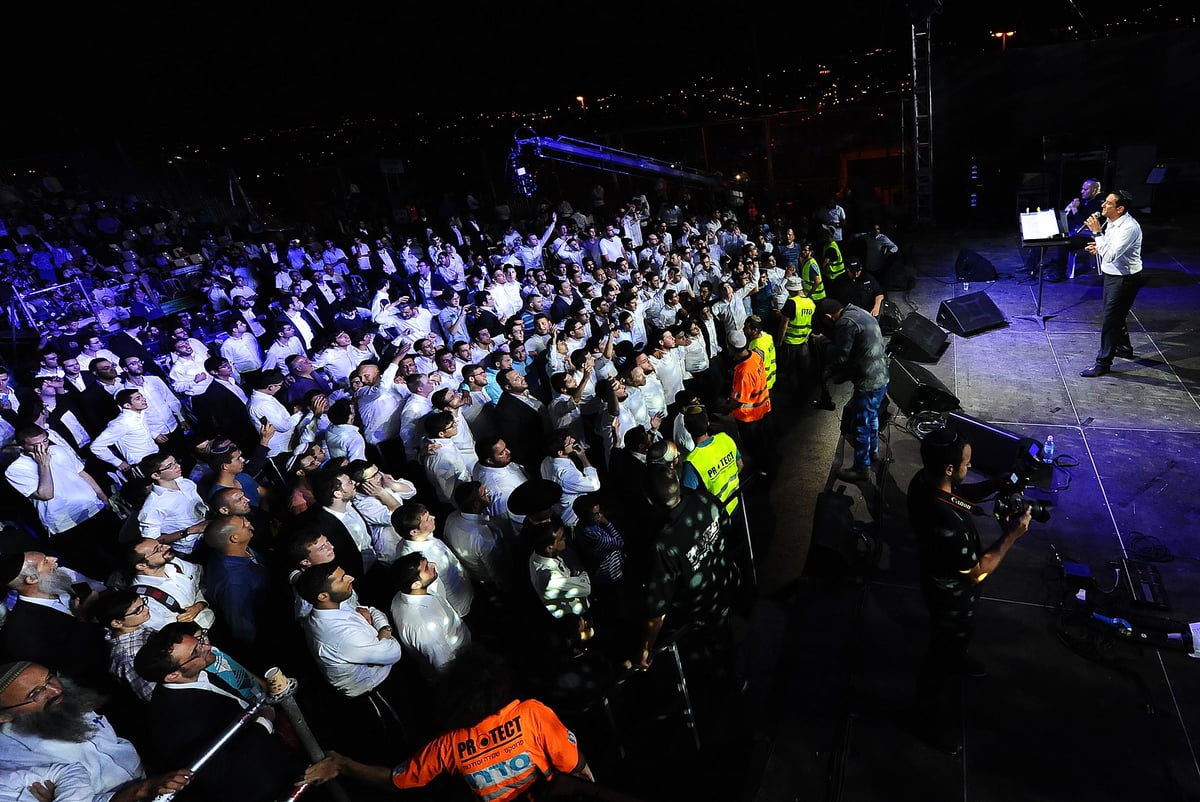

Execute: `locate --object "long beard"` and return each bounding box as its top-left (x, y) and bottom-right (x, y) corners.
top-left (9, 678), bottom-right (109, 743)
top-left (37, 567), bottom-right (78, 598)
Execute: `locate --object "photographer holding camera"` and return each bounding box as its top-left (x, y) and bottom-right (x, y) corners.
top-left (906, 427), bottom-right (1032, 753)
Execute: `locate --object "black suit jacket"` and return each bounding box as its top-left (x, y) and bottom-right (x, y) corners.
top-left (76, 381), bottom-right (121, 437)
top-left (494, 392), bottom-right (548, 472)
top-left (145, 683), bottom-right (299, 802)
top-left (192, 380), bottom-right (259, 453)
top-left (0, 599), bottom-right (112, 692)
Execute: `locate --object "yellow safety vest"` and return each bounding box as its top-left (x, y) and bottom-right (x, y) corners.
top-left (784, 294), bottom-right (816, 345)
top-left (801, 257), bottom-right (826, 302)
top-left (823, 240), bottom-right (846, 282)
top-left (685, 432), bottom-right (740, 513)
top-left (749, 332), bottom-right (777, 389)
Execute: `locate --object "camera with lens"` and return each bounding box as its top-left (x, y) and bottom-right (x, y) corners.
top-left (992, 436), bottom-right (1052, 523)
top-left (994, 491), bottom-right (1052, 524)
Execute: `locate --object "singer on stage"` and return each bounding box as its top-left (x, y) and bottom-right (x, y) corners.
top-left (1080, 190), bottom-right (1145, 378)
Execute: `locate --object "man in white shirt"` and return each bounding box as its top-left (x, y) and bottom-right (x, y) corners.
top-left (0, 659), bottom-right (194, 801)
top-left (471, 436), bottom-right (529, 538)
top-left (167, 339), bottom-right (212, 397)
top-left (443, 481), bottom-right (510, 590)
top-left (389, 552), bottom-right (471, 679)
top-left (598, 224), bottom-right (627, 264)
top-left (120, 356), bottom-right (184, 443)
top-left (323, 398), bottom-right (367, 463)
top-left (247, 370), bottom-right (305, 458)
top-left (89, 389), bottom-right (160, 473)
top-left (75, 334), bottom-right (121, 372)
top-left (393, 503), bottom-right (473, 619)
top-left (127, 538), bottom-right (215, 632)
top-left (539, 430), bottom-right (601, 528)
top-left (136, 452), bottom-right (209, 557)
top-left (297, 562), bottom-right (402, 698)
top-left (219, 317), bottom-right (263, 377)
top-left (419, 411), bottom-right (471, 506)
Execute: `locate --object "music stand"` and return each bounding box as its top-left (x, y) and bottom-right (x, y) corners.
top-left (1016, 209), bottom-right (1067, 329)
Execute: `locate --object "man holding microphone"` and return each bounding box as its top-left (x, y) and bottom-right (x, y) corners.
top-left (1079, 190), bottom-right (1144, 378)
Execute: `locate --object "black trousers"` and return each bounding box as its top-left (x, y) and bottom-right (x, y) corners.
top-left (50, 507), bottom-right (124, 582)
top-left (1095, 272), bottom-right (1146, 367)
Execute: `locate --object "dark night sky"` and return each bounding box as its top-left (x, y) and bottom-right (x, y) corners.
top-left (6, 2), bottom-right (1183, 155)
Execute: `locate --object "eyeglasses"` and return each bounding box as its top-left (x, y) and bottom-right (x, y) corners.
top-left (0, 670), bottom-right (60, 711)
top-left (122, 599), bottom-right (150, 618)
top-left (176, 629), bottom-right (210, 669)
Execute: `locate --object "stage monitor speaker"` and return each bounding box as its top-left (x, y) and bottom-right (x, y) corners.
top-left (937, 292), bottom-right (1007, 337)
top-left (944, 411), bottom-right (1053, 489)
top-left (889, 312), bottom-right (949, 362)
top-left (955, 249), bottom-right (998, 282)
top-left (888, 358), bottom-right (960, 415)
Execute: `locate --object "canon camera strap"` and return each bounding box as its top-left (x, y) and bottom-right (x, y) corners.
top-left (930, 486), bottom-right (987, 518)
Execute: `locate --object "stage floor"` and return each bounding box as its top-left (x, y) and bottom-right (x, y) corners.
top-left (573, 217), bottom-right (1200, 802)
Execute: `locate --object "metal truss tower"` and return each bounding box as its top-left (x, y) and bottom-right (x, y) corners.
top-left (911, 17), bottom-right (935, 224)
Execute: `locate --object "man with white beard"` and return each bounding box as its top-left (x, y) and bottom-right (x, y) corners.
top-left (0, 552), bottom-right (112, 695)
top-left (0, 660), bottom-right (194, 801)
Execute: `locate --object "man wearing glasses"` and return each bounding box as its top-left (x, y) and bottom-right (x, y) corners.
top-left (0, 659), bottom-right (194, 801)
top-left (134, 625), bottom-right (300, 801)
top-left (136, 452), bottom-right (209, 558)
top-left (127, 538), bottom-right (215, 632)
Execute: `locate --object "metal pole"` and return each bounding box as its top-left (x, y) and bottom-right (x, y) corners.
top-left (150, 698), bottom-right (269, 802)
top-left (265, 669), bottom-right (353, 802)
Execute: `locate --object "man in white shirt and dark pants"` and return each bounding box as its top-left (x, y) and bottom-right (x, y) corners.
top-left (1080, 190), bottom-right (1145, 378)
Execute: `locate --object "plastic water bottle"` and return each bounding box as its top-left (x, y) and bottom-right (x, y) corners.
top-left (1043, 435), bottom-right (1055, 463)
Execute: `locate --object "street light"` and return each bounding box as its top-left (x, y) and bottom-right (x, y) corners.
top-left (992, 30), bottom-right (1015, 51)
top-left (576, 95), bottom-right (586, 111)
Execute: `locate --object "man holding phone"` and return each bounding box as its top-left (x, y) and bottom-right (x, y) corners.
top-left (4, 424), bottom-right (123, 582)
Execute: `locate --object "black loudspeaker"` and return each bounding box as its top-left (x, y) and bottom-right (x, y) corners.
top-left (936, 292), bottom-right (1007, 336)
top-left (944, 411), bottom-right (1052, 489)
top-left (805, 487), bottom-right (879, 577)
top-left (888, 358), bottom-right (960, 415)
top-left (889, 312), bottom-right (949, 362)
top-left (955, 249), bottom-right (998, 281)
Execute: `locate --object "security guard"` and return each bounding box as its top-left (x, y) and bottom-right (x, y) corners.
top-left (744, 315), bottom-right (776, 391)
top-left (799, 240), bottom-right (826, 302)
top-left (777, 276), bottom-right (833, 410)
top-left (681, 406), bottom-right (743, 514)
top-left (725, 329), bottom-right (775, 478)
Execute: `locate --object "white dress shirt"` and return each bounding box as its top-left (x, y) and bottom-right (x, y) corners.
top-left (539, 456), bottom-right (600, 528)
top-left (471, 462), bottom-right (529, 534)
top-left (90, 408), bottom-right (158, 468)
top-left (168, 355), bottom-right (213, 396)
top-left (396, 536), bottom-right (473, 618)
top-left (443, 511), bottom-right (508, 587)
top-left (247, 390), bottom-right (302, 457)
top-left (324, 423), bottom-right (367, 463)
top-left (124, 375), bottom-right (183, 436)
top-left (221, 332), bottom-right (264, 375)
top-left (390, 591), bottom-right (471, 679)
top-left (4, 442), bottom-right (105, 535)
top-left (351, 494), bottom-right (403, 565)
top-left (303, 602), bottom-right (402, 697)
top-left (421, 436), bottom-right (471, 504)
top-left (134, 559), bottom-right (216, 631)
top-left (137, 479), bottom-right (207, 554)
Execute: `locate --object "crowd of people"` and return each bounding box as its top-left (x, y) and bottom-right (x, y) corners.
top-left (0, 180), bottom-right (903, 801)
